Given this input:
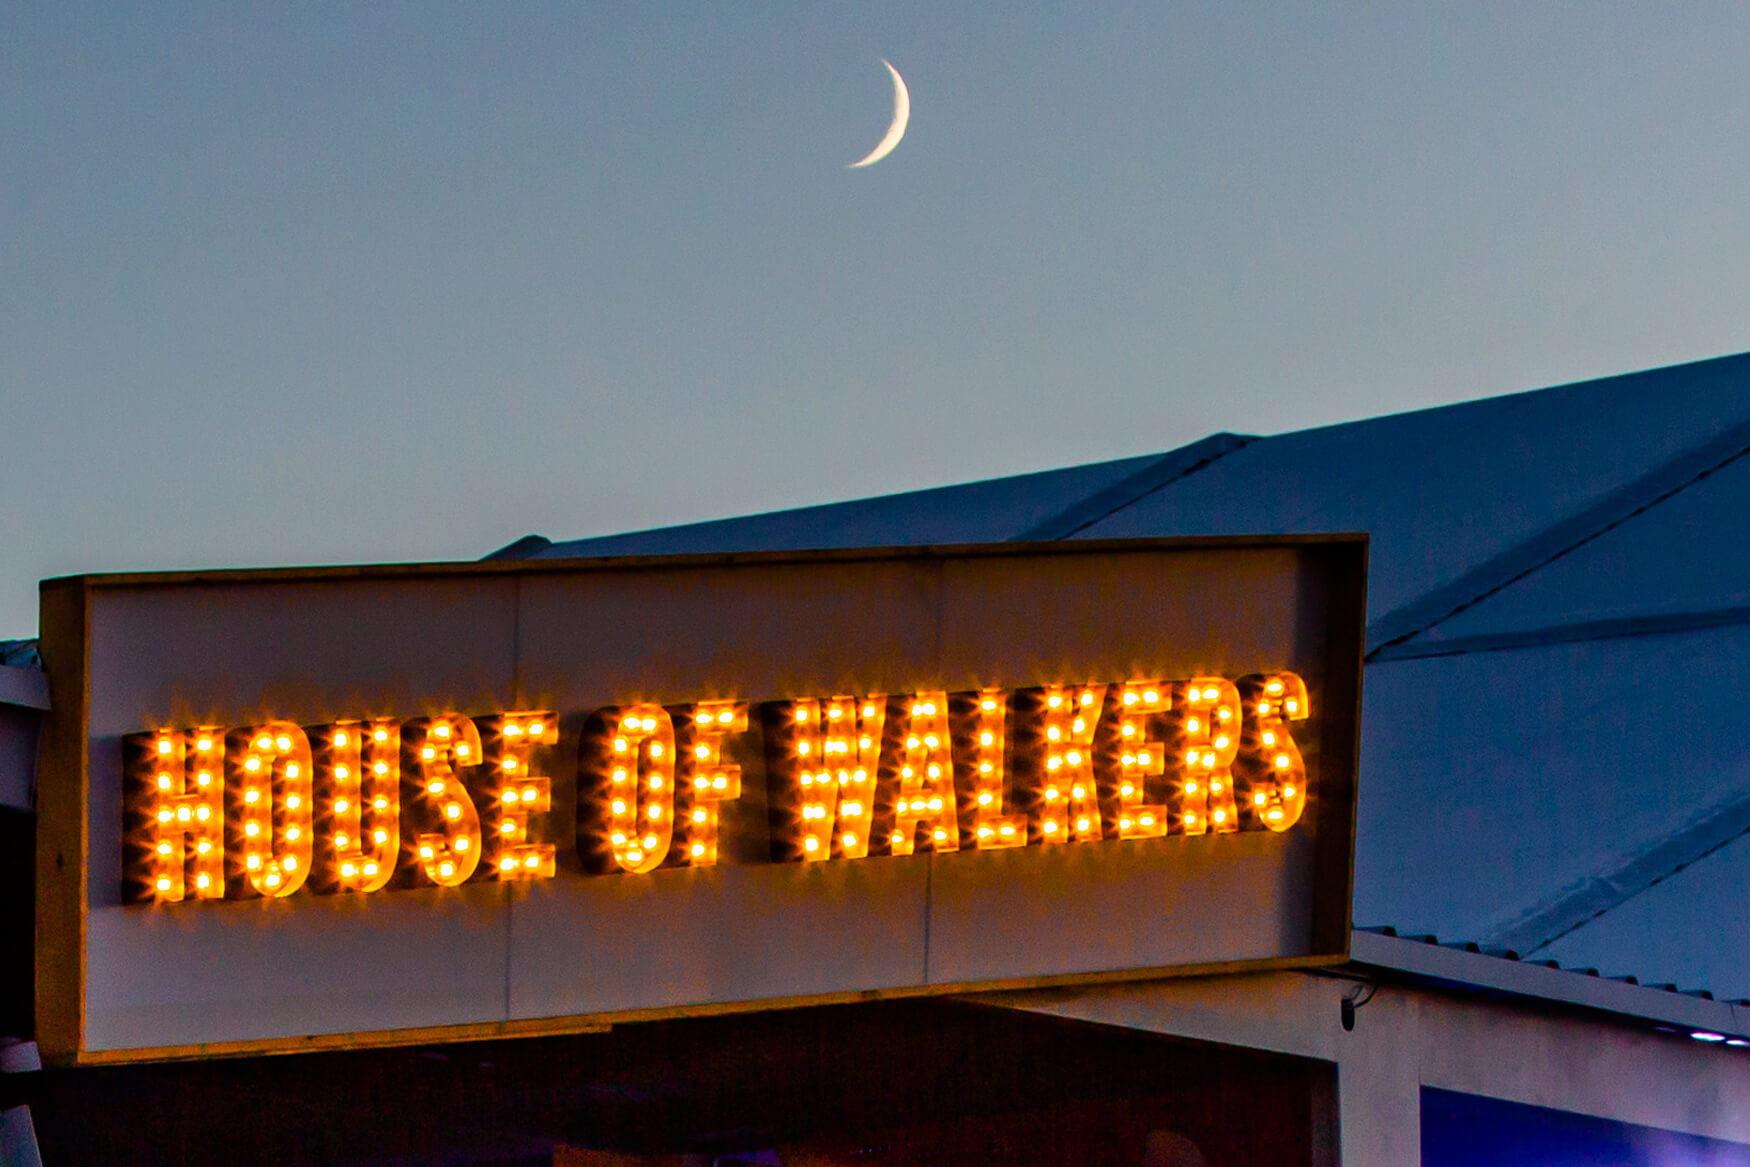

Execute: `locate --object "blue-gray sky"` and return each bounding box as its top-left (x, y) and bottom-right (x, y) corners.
top-left (5, 3), bottom-right (1750, 636)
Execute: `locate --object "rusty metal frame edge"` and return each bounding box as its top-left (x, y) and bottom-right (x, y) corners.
top-left (40, 532), bottom-right (1371, 594)
top-left (70, 953), bottom-right (1353, 1067)
top-left (35, 577), bottom-right (91, 1066)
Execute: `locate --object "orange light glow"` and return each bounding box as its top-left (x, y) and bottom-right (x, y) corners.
top-left (889, 691), bottom-right (958, 856)
top-left (787, 695), bottom-right (887, 861)
top-left (405, 715), bottom-right (483, 887)
top-left (1115, 682), bottom-right (1170, 839)
top-left (228, 721), bottom-right (315, 897)
top-left (602, 705), bottom-right (676, 874)
top-left (315, 719), bottom-right (399, 894)
top-left (967, 689), bottom-right (1024, 849)
top-left (1172, 679), bottom-right (1240, 837)
top-left (680, 700), bottom-right (748, 867)
top-left (1239, 671), bottom-right (1310, 831)
top-left (480, 712), bottom-right (558, 881)
top-left (120, 673), bottom-right (1316, 905)
top-left (125, 728), bottom-right (224, 903)
top-left (1035, 684), bottom-right (1107, 844)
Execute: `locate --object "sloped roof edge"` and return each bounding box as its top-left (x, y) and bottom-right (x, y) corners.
top-left (1351, 928), bottom-right (1750, 1038)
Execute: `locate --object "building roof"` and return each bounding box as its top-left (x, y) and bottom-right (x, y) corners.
top-left (505, 350), bottom-right (1750, 1002)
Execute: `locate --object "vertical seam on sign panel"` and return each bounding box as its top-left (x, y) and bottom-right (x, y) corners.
top-left (511, 574), bottom-right (524, 704)
top-left (78, 581), bottom-right (92, 1055)
top-left (505, 575), bottom-right (523, 1024)
top-left (923, 559), bottom-right (944, 985)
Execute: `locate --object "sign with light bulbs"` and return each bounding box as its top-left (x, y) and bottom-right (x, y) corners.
top-left (124, 674), bottom-right (1312, 905)
top-left (37, 538), bottom-right (1364, 1065)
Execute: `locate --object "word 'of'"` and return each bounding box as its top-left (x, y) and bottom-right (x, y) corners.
top-left (124, 673), bottom-right (1310, 904)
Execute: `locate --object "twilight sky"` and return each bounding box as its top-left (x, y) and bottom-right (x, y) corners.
top-left (5, 3), bottom-right (1750, 636)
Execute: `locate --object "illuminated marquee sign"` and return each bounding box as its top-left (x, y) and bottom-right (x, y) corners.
top-left (37, 539), bottom-right (1363, 1066)
top-left (123, 673), bottom-right (1310, 903)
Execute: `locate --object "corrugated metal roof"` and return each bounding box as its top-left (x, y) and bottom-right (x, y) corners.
top-left (1350, 927), bottom-right (1750, 1039)
top-left (515, 450), bottom-right (1180, 559)
top-left (510, 351), bottom-right (1750, 1003)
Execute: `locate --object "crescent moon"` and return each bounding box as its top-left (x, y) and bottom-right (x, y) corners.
top-left (848, 59), bottom-right (910, 169)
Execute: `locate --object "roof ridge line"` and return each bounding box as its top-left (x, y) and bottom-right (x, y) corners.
top-left (1370, 604), bottom-right (1750, 661)
top-left (1479, 786), bottom-right (1750, 957)
top-left (1365, 419), bottom-right (1750, 655)
top-left (1007, 432), bottom-right (1256, 542)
